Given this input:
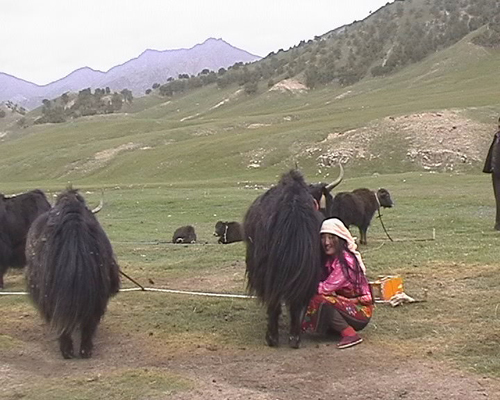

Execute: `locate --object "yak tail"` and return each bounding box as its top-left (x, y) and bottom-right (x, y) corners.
top-left (39, 212), bottom-right (116, 335)
top-left (262, 170), bottom-right (322, 305)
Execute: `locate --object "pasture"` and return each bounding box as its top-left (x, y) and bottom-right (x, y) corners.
top-left (1, 171), bottom-right (500, 399)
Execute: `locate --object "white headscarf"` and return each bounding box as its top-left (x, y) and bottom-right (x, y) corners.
top-left (320, 218), bottom-right (367, 274)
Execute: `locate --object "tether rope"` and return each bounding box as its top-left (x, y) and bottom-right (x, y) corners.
top-left (0, 286), bottom-right (256, 298)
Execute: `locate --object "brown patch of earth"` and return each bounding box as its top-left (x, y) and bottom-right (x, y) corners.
top-left (308, 110), bottom-right (493, 171)
top-left (1, 323), bottom-right (498, 400)
top-left (269, 79), bottom-right (308, 94)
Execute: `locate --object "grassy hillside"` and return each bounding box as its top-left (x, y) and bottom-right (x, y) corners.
top-left (1, 33), bottom-right (500, 188)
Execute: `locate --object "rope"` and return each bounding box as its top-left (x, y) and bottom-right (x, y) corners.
top-left (0, 286), bottom-right (256, 299)
top-left (112, 241), bottom-right (223, 246)
top-left (376, 208), bottom-right (394, 242)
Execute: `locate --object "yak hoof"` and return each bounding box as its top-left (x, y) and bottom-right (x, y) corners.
top-left (59, 336), bottom-right (74, 359)
top-left (289, 335), bottom-right (301, 349)
top-left (80, 347), bottom-right (93, 359)
top-left (265, 331), bottom-right (279, 347)
top-left (495, 224), bottom-right (500, 231)
top-left (60, 345), bottom-right (75, 359)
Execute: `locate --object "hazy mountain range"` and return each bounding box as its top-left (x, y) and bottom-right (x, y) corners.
top-left (0, 38), bottom-right (260, 110)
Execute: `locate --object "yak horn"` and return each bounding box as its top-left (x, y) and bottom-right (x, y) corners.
top-left (91, 190), bottom-right (104, 214)
top-left (325, 163), bottom-right (344, 192)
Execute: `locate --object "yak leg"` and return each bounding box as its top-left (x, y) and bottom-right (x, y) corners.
top-left (58, 331), bottom-right (74, 359)
top-left (288, 302), bottom-right (305, 349)
top-left (265, 302), bottom-right (281, 347)
top-left (80, 316), bottom-right (100, 358)
top-left (0, 266), bottom-right (5, 289)
top-left (493, 175), bottom-right (500, 230)
top-left (358, 227), bottom-right (367, 245)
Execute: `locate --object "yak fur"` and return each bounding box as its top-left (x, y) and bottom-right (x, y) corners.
top-left (331, 188), bottom-right (394, 245)
top-left (172, 225), bottom-right (197, 244)
top-left (25, 188), bottom-right (120, 359)
top-left (243, 170), bottom-right (323, 348)
top-left (214, 221), bottom-right (243, 244)
top-left (0, 189), bottom-right (51, 288)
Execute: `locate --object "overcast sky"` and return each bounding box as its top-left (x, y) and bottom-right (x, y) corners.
top-left (1, 0), bottom-right (394, 86)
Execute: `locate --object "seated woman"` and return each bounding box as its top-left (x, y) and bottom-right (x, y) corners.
top-left (302, 218), bottom-right (374, 349)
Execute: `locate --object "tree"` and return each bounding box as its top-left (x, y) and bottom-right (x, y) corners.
top-left (305, 66), bottom-right (319, 89)
top-left (120, 89), bottom-right (133, 104)
top-left (244, 81), bottom-right (258, 95)
top-left (111, 93), bottom-right (123, 111)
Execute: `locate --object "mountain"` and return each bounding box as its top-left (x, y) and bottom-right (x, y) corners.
top-left (0, 38), bottom-right (260, 110)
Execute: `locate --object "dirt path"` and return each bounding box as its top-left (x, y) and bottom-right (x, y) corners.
top-left (168, 344), bottom-right (497, 400)
top-left (1, 326), bottom-right (498, 400)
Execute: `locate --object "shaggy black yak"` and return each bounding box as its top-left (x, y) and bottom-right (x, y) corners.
top-left (243, 167), bottom-right (343, 348)
top-left (25, 188), bottom-right (119, 359)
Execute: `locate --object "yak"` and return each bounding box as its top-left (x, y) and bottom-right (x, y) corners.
top-left (0, 189), bottom-right (51, 289)
top-left (213, 221), bottom-right (243, 244)
top-left (25, 188), bottom-right (119, 359)
top-left (172, 225), bottom-right (197, 244)
top-left (243, 166), bottom-right (343, 348)
top-left (331, 188), bottom-right (394, 245)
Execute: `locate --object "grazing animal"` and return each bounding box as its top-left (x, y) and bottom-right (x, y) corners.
top-left (483, 117), bottom-right (500, 230)
top-left (214, 221), bottom-right (243, 244)
top-left (25, 188), bottom-right (120, 359)
top-left (331, 188), bottom-right (394, 245)
top-left (172, 225), bottom-right (197, 244)
top-left (243, 166), bottom-right (343, 348)
top-left (0, 189), bottom-right (51, 289)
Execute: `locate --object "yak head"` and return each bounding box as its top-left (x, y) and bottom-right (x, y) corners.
top-left (214, 221), bottom-right (226, 237)
top-left (377, 188), bottom-right (394, 208)
top-left (308, 164), bottom-right (344, 217)
top-left (54, 187), bottom-right (104, 214)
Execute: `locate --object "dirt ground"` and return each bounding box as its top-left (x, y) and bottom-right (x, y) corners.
top-left (313, 110), bottom-right (493, 171)
top-left (1, 318), bottom-right (499, 400)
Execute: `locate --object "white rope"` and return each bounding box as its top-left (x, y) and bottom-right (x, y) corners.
top-left (0, 291), bottom-right (28, 296)
top-left (0, 287), bottom-right (256, 299)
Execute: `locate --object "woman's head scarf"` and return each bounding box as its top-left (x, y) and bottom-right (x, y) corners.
top-left (320, 218), bottom-right (366, 274)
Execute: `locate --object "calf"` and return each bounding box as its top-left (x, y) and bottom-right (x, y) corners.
top-left (172, 225), bottom-right (197, 244)
top-left (331, 188), bottom-right (393, 245)
top-left (214, 221), bottom-right (243, 244)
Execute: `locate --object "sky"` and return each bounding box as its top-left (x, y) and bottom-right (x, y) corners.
top-left (1, 0), bottom-right (394, 86)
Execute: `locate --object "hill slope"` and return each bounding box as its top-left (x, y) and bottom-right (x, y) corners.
top-left (0, 30), bottom-right (499, 186)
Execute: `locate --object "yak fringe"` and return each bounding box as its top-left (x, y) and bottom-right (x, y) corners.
top-left (119, 269), bottom-right (145, 291)
top-left (377, 208), bottom-right (394, 242)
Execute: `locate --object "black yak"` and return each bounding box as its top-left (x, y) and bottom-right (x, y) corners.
top-left (214, 221), bottom-right (243, 244)
top-left (172, 225), bottom-right (197, 244)
top-left (25, 188), bottom-right (119, 359)
top-left (0, 189), bottom-right (51, 289)
top-left (331, 188), bottom-right (394, 245)
top-left (243, 166), bottom-right (343, 348)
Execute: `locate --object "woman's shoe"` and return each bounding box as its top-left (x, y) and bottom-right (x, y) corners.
top-left (337, 333), bottom-right (363, 349)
